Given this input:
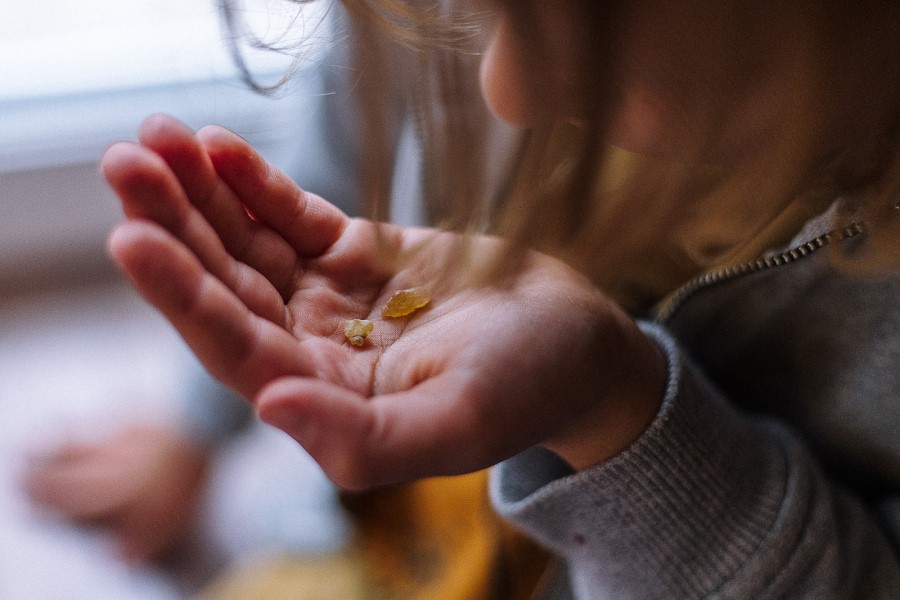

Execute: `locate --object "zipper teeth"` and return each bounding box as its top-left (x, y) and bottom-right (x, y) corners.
top-left (656, 221), bottom-right (867, 324)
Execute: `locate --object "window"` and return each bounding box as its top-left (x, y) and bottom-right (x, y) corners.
top-left (0, 0), bottom-right (329, 282)
top-left (0, 0), bottom-right (328, 171)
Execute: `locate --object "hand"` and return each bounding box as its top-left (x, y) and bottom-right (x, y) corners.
top-left (23, 424), bottom-right (210, 563)
top-left (103, 115), bottom-right (666, 489)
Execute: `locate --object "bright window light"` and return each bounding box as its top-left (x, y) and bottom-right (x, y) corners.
top-left (0, 0), bottom-right (326, 99)
top-left (0, 0), bottom-right (330, 172)
top-left (0, 0), bottom-right (333, 277)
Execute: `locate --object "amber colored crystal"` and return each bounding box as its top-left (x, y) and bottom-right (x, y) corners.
top-left (381, 287), bottom-right (431, 318)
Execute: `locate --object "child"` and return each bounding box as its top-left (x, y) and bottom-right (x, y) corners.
top-left (101, 0), bottom-right (900, 597)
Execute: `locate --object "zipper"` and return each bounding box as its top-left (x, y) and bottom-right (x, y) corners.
top-left (655, 220), bottom-right (867, 325)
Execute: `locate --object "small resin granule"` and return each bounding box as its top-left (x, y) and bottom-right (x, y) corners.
top-left (344, 319), bottom-right (374, 346)
top-left (381, 287), bottom-right (431, 318)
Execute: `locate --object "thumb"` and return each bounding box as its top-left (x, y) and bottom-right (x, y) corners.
top-left (255, 374), bottom-right (493, 490)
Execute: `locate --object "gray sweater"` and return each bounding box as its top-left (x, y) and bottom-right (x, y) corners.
top-left (491, 204), bottom-right (900, 598)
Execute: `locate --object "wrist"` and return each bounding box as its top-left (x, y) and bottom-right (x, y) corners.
top-left (542, 315), bottom-right (667, 471)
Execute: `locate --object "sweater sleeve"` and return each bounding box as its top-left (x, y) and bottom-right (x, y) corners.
top-left (490, 323), bottom-right (900, 599)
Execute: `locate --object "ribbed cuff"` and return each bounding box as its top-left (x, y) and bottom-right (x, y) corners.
top-left (490, 323), bottom-right (790, 598)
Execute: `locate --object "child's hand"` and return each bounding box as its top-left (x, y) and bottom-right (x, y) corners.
top-left (103, 115), bottom-right (666, 490)
top-left (23, 424), bottom-right (209, 563)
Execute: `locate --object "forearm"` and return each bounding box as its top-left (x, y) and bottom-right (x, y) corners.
top-left (491, 324), bottom-right (900, 599)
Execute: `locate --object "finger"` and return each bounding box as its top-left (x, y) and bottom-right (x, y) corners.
top-left (137, 114), bottom-right (302, 297)
top-left (115, 507), bottom-right (192, 564)
top-left (24, 459), bottom-right (136, 519)
top-left (108, 220), bottom-right (321, 398)
top-left (255, 373), bottom-right (516, 491)
top-left (102, 141), bottom-right (287, 325)
top-left (197, 125), bottom-right (349, 258)
top-left (117, 527), bottom-right (173, 564)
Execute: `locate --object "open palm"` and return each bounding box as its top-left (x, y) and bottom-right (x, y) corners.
top-left (104, 115), bottom-right (661, 489)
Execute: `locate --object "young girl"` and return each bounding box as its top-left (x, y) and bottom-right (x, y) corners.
top-left (101, 0), bottom-right (900, 597)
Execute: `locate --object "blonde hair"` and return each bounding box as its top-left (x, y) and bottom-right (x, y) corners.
top-left (223, 0), bottom-right (900, 309)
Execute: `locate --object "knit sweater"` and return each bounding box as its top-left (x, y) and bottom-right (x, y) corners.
top-left (491, 203), bottom-right (900, 598)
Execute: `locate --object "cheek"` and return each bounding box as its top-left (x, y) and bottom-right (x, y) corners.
top-left (479, 19), bottom-right (563, 128)
top-left (479, 24), bottom-right (531, 126)
top-left (607, 81), bottom-right (674, 155)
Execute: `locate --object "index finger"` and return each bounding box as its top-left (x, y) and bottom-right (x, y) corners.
top-left (197, 125), bottom-right (349, 258)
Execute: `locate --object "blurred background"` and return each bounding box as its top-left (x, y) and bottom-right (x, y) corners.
top-left (0, 1), bottom-right (355, 597)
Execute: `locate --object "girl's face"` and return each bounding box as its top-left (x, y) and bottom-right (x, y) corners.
top-left (479, 2), bottom-right (810, 162)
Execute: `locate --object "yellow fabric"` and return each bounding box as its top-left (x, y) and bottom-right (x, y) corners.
top-left (343, 471), bottom-right (549, 600)
top-left (195, 553), bottom-right (369, 600)
top-left (590, 147), bottom-right (837, 312)
top-left (196, 472), bottom-right (549, 600)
